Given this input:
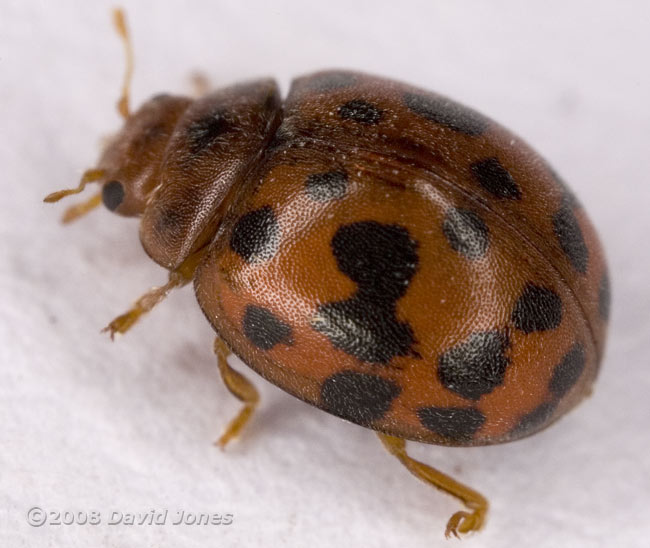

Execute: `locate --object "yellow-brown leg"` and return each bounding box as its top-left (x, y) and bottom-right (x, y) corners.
top-left (214, 337), bottom-right (259, 449)
top-left (102, 249), bottom-right (206, 338)
top-left (112, 8), bottom-right (133, 120)
top-left (377, 433), bottom-right (488, 538)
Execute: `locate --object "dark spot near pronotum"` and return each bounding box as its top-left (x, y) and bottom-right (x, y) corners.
top-left (470, 157), bottom-right (521, 199)
top-left (599, 272), bottom-right (611, 321)
top-left (312, 222), bottom-right (419, 364)
top-left (305, 170), bottom-right (348, 202)
top-left (307, 72), bottom-right (358, 92)
top-left (553, 205), bottom-right (589, 274)
top-left (512, 283), bottom-right (563, 333)
top-left (320, 371), bottom-right (400, 426)
top-left (242, 305), bottom-right (292, 350)
top-left (338, 99), bottom-right (383, 125)
top-left (230, 206), bottom-right (280, 263)
top-left (438, 331), bottom-right (510, 400)
top-left (549, 343), bottom-right (586, 398)
top-left (511, 402), bottom-right (557, 437)
top-left (187, 109), bottom-right (231, 153)
top-left (442, 208), bottom-right (490, 260)
top-left (417, 407), bottom-right (486, 442)
top-left (102, 180), bottom-right (124, 211)
top-left (403, 92), bottom-right (488, 136)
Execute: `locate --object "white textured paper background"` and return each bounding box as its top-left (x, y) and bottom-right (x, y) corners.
top-left (2, 1), bottom-right (649, 547)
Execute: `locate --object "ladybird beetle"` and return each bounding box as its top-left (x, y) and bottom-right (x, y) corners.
top-left (45, 10), bottom-right (609, 538)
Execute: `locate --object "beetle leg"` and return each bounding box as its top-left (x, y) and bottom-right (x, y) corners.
top-left (112, 8), bottom-right (133, 120)
top-left (101, 273), bottom-right (189, 339)
top-left (377, 433), bottom-right (488, 538)
top-left (60, 192), bottom-right (103, 223)
top-left (214, 337), bottom-right (260, 449)
top-left (102, 248), bottom-right (206, 338)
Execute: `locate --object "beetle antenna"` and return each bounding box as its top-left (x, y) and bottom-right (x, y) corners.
top-left (43, 168), bottom-right (105, 203)
top-left (113, 7), bottom-right (133, 120)
top-left (43, 168), bottom-right (105, 222)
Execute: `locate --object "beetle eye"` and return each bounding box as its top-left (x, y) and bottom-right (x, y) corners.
top-left (102, 180), bottom-right (125, 211)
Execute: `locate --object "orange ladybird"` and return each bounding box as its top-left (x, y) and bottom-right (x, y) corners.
top-left (46, 10), bottom-right (609, 538)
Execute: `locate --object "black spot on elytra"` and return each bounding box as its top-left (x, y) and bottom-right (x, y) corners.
top-left (512, 283), bottom-right (563, 333)
top-left (599, 272), bottom-right (611, 321)
top-left (305, 170), bottom-right (348, 202)
top-left (312, 300), bottom-right (417, 364)
top-left (311, 222), bottom-right (419, 364)
top-left (511, 401), bottom-right (558, 437)
top-left (438, 331), bottom-right (510, 400)
top-left (470, 157), bottom-right (521, 199)
top-left (338, 99), bottom-right (383, 125)
top-left (549, 343), bottom-right (586, 398)
top-left (186, 109), bottom-right (231, 154)
top-left (320, 370), bottom-right (400, 426)
top-left (442, 208), bottom-right (490, 260)
top-left (417, 407), bottom-right (486, 442)
top-left (403, 92), bottom-right (488, 136)
top-left (102, 180), bottom-right (124, 211)
top-left (242, 305), bottom-right (292, 350)
top-left (330, 222), bottom-right (418, 302)
top-left (553, 204), bottom-right (589, 274)
top-left (306, 72), bottom-right (358, 92)
top-left (230, 206), bottom-right (280, 263)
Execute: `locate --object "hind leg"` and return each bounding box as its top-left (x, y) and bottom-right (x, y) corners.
top-left (214, 338), bottom-right (260, 449)
top-left (377, 433), bottom-right (488, 538)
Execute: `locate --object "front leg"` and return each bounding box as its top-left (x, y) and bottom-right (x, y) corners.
top-left (102, 248), bottom-right (206, 338)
